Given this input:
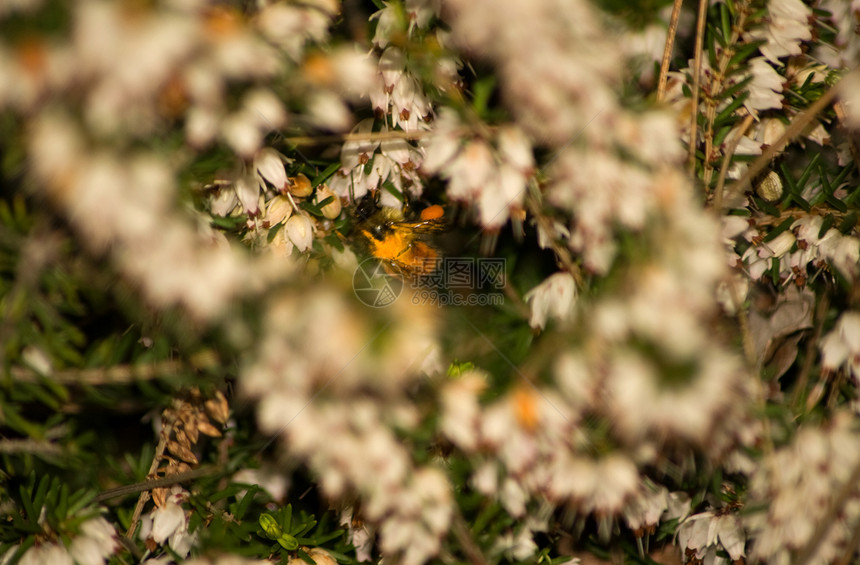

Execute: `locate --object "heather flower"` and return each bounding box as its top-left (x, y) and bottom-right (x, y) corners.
top-left (749, 0), bottom-right (813, 64)
top-left (19, 544), bottom-right (73, 565)
top-left (820, 312), bottom-right (860, 377)
top-left (524, 272), bottom-right (577, 330)
top-left (139, 487), bottom-right (189, 546)
top-left (254, 148), bottom-right (289, 192)
top-left (745, 57), bottom-right (784, 112)
top-left (678, 510), bottom-right (746, 563)
top-left (69, 517), bottom-right (119, 565)
top-left (285, 214), bottom-right (315, 252)
top-left (747, 413), bottom-right (860, 564)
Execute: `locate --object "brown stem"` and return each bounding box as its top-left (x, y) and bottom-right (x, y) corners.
top-left (125, 413), bottom-right (175, 539)
top-left (687, 0), bottom-right (708, 176)
top-left (727, 82), bottom-right (840, 200)
top-left (656, 0), bottom-right (684, 103)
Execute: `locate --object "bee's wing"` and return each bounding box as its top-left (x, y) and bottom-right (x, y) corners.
top-left (398, 219), bottom-right (447, 235)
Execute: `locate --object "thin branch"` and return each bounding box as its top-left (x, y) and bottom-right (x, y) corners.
top-left (96, 466), bottom-right (217, 503)
top-left (451, 509), bottom-right (490, 565)
top-left (278, 128), bottom-right (439, 147)
top-left (8, 350), bottom-right (220, 385)
top-left (657, 0), bottom-right (684, 102)
top-left (791, 292), bottom-right (829, 412)
top-left (713, 113), bottom-right (755, 212)
top-left (125, 411), bottom-right (175, 539)
top-left (701, 1), bottom-right (753, 191)
top-left (727, 82), bottom-right (841, 201)
top-left (687, 0), bottom-right (708, 175)
top-left (0, 438), bottom-right (63, 456)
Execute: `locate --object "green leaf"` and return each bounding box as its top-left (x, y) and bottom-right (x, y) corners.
top-left (312, 162), bottom-right (341, 187)
top-left (235, 485), bottom-right (260, 521)
top-left (713, 92), bottom-right (749, 128)
top-left (720, 3), bottom-right (732, 43)
top-left (259, 513), bottom-right (283, 539)
top-left (727, 40), bottom-right (766, 68)
top-left (471, 76), bottom-right (496, 119)
top-left (763, 216), bottom-right (795, 242)
top-left (277, 533), bottom-right (299, 550)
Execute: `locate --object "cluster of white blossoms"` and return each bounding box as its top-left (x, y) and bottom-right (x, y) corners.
top-left (27, 112), bottom-right (273, 322)
top-left (329, 118), bottom-right (426, 207)
top-left (746, 412), bottom-right (860, 564)
top-left (677, 508), bottom-right (746, 564)
top-left (3, 516), bottom-right (118, 565)
top-left (734, 213), bottom-right (860, 288)
top-left (241, 289), bottom-right (447, 565)
top-left (2, 1), bottom-right (332, 321)
top-left (422, 112), bottom-right (535, 229)
top-left (821, 312), bottom-right (860, 387)
top-left (329, 1), bottom-right (456, 208)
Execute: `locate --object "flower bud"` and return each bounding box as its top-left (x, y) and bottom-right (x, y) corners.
top-left (288, 173), bottom-right (313, 197)
top-left (266, 195), bottom-right (293, 225)
top-left (285, 214), bottom-right (314, 252)
top-left (314, 184), bottom-right (342, 219)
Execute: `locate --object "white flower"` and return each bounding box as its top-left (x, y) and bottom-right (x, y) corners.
top-left (745, 57), bottom-right (784, 112)
top-left (139, 488), bottom-right (188, 545)
top-left (678, 511), bottom-right (745, 561)
top-left (749, 0), bottom-right (812, 64)
top-left (818, 230), bottom-right (860, 277)
top-left (759, 230), bottom-right (795, 258)
top-left (307, 91), bottom-right (352, 132)
top-left (20, 544), bottom-right (73, 565)
top-left (69, 517), bottom-right (118, 565)
top-left (524, 272), bottom-right (577, 330)
top-left (821, 312), bottom-right (860, 373)
top-left (254, 148), bottom-right (288, 191)
top-left (234, 176), bottom-right (261, 216)
top-left (285, 214), bottom-right (314, 252)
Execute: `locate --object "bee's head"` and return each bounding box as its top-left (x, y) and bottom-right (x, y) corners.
top-left (355, 191), bottom-right (380, 222)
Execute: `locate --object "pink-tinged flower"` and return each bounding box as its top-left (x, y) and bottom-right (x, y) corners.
top-left (285, 214), bottom-right (314, 252)
top-left (257, 2), bottom-right (335, 61)
top-left (210, 184), bottom-right (239, 217)
top-left (524, 272), bottom-right (577, 330)
top-left (254, 148), bottom-right (288, 192)
top-left (496, 126), bottom-right (534, 174)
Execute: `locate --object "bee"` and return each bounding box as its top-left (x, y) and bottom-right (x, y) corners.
top-left (351, 192), bottom-right (446, 278)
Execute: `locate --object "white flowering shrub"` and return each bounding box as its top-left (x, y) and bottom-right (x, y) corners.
top-left (2, 0), bottom-right (860, 564)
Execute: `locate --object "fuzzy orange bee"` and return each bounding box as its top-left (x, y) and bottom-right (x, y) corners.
top-left (352, 193), bottom-right (446, 278)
